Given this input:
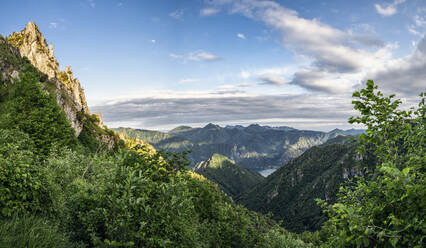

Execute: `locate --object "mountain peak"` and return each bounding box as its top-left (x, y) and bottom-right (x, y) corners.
top-left (194, 153), bottom-right (234, 170)
top-left (5, 22), bottom-right (91, 135)
top-left (7, 21), bottom-right (59, 78)
top-left (25, 21), bottom-right (39, 33)
top-left (169, 125), bottom-right (192, 133)
top-left (204, 123), bottom-right (220, 129)
top-left (246, 123), bottom-right (266, 132)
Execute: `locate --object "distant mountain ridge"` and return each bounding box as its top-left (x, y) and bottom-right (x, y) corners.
top-left (113, 124), bottom-right (364, 171)
top-left (225, 124), bottom-right (296, 132)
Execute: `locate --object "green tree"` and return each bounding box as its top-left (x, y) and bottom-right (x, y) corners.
top-left (0, 129), bottom-right (51, 217)
top-left (0, 65), bottom-right (77, 157)
top-left (320, 81), bottom-right (425, 247)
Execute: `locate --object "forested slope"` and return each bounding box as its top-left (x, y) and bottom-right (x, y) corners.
top-left (193, 153), bottom-right (265, 198)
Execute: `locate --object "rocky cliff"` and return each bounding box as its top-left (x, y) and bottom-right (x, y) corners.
top-left (5, 22), bottom-right (89, 136)
top-left (1, 22), bottom-right (119, 150)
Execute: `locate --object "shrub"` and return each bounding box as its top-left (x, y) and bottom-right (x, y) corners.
top-left (0, 214), bottom-right (80, 248)
top-left (0, 129), bottom-right (51, 217)
top-left (65, 149), bottom-right (200, 247)
top-left (319, 81), bottom-right (425, 247)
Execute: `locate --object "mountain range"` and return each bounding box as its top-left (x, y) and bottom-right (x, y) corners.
top-left (113, 124), bottom-right (364, 172)
top-left (0, 22), bottom-right (317, 247)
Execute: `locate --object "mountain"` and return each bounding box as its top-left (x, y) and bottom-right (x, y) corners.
top-left (236, 143), bottom-right (363, 233)
top-left (225, 124), bottom-right (295, 131)
top-left (193, 154), bottom-right (264, 198)
top-left (1, 22), bottom-right (119, 151)
top-left (320, 134), bottom-right (355, 146)
top-left (0, 22), bottom-right (313, 247)
top-left (328, 128), bottom-right (365, 136)
top-left (114, 124), bottom-right (357, 171)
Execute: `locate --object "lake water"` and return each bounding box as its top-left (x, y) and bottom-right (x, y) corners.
top-left (258, 168), bottom-right (278, 177)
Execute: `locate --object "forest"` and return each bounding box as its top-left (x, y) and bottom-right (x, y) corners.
top-left (0, 24), bottom-right (425, 247)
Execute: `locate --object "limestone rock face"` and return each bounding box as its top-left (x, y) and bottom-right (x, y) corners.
top-left (8, 22), bottom-right (59, 78)
top-left (6, 22), bottom-right (91, 136)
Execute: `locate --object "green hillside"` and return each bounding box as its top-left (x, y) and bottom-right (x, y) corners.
top-left (0, 22), bottom-right (311, 248)
top-left (236, 143), bottom-right (362, 232)
top-left (1, 22), bottom-right (423, 248)
top-left (193, 154), bottom-right (265, 198)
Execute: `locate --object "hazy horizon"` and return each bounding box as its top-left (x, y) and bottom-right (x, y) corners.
top-left (2, 0), bottom-right (425, 131)
top-left (110, 121), bottom-right (365, 133)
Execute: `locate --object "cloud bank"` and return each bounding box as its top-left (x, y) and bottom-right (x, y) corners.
top-left (205, 0), bottom-right (424, 96)
top-left (205, 0), bottom-right (394, 94)
top-left (94, 0), bottom-right (425, 132)
top-left (91, 92), bottom-right (357, 131)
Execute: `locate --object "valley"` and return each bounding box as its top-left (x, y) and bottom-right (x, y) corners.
top-left (0, 14), bottom-right (424, 248)
top-left (113, 125), bottom-right (364, 172)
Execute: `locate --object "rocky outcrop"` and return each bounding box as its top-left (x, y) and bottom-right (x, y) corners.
top-left (7, 22), bottom-right (59, 78)
top-left (6, 22), bottom-right (91, 136)
top-left (0, 39), bottom-right (21, 83)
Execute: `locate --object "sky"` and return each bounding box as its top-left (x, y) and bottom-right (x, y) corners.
top-left (1, 0), bottom-right (425, 131)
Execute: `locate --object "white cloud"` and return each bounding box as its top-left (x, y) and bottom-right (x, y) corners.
top-left (414, 15), bottom-right (426, 27)
top-left (151, 39), bottom-right (156, 43)
top-left (237, 33), bottom-right (246, 39)
top-left (259, 76), bottom-right (287, 86)
top-left (91, 91), bottom-right (360, 131)
top-left (170, 50), bottom-right (221, 62)
top-left (408, 25), bottom-right (421, 36)
top-left (206, 0), bottom-right (394, 93)
top-left (169, 9), bottom-right (184, 20)
top-left (49, 22), bottom-right (57, 29)
top-left (180, 78), bottom-right (199, 83)
top-left (256, 67), bottom-right (289, 76)
top-left (218, 83), bottom-right (253, 89)
top-left (375, 0), bottom-right (406, 17)
top-left (408, 15), bottom-right (426, 36)
top-left (240, 70), bottom-right (251, 79)
top-left (365, 35), bottom-right (426, 96)
top-left (241, 65), bottom-right (300, 80)
top-left (189, 51), bottom-right (220, 61)
top-left (200, 7), bottom-right (220, 16)
top-left (375, 4), bottom-right (397, 16)
top-left (169, 53), bottom-right (183, 59)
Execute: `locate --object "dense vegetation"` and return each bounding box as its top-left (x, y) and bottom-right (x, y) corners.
top-left (193, 153), bottom-right (265, 198)
top-left (0, 38), bottom-right (310, 248)
top-left (237, 82), bottom-right (425, 247)
top-left (1, 25), bottom-right (424, 247)
top-left (314, 81), bottom-right (425, 247)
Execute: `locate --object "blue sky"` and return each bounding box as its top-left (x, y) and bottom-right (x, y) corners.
top-left (1, 0), bottom-right (425, 131)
